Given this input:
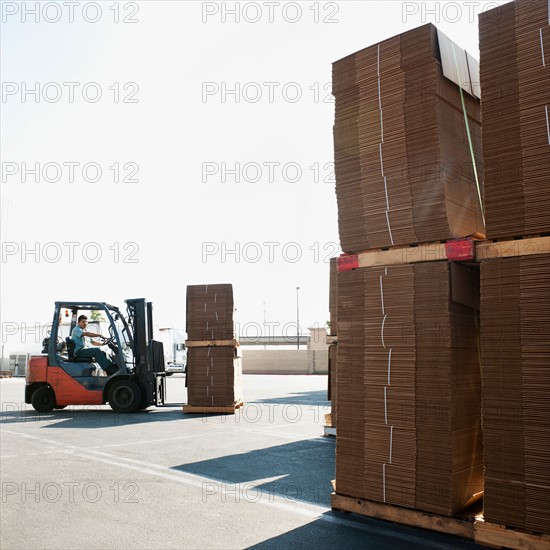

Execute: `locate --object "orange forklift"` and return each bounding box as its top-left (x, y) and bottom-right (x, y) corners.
top-left (26, 298), bottom-right (166, 413)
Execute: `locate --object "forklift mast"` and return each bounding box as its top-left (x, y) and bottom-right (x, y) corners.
top-left (125, 298), bottom-right (165, 406)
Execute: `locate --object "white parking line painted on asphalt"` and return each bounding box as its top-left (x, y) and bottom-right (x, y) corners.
top-left (2, 429), bottom-right (326, 519)
top-left (2, 429), bottom-right (464, 548)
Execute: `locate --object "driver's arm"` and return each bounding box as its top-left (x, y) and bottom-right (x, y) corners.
top-left (82, 331), bottom-right (102, 338)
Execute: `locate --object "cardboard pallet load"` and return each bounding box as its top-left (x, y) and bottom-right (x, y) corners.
top-left (332, 23), bottom-right (484, 518)
top-left (478, 0), bottom-right (550, 535)
top-left (185, 284), bottom-right (242, 408)
top-left (333, 23), bottom-right (485, 254)
top-left (480, 0), bottom-right (550, 238)
top-left (481, 254), bottom-right (550, 534)
top-left (328, 258), bottom-right (338, 427)
top-left (186, 284), bottom-right (235, 341)
top-left (336, 262), bottom-right (483, 516)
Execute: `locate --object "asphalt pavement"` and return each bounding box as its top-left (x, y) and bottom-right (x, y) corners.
top-left (0, 375), bottom-right (479, 549)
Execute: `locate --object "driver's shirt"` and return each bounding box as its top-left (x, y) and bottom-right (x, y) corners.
top-left (70, 325), bottom-right (89, 353)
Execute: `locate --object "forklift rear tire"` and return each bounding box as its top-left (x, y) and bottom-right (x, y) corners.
top-left (108, 380), bottom-right (142, 413)
top-left (31, 386), bottom-right (56, 413)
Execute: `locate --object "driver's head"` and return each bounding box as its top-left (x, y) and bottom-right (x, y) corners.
top-left (77, 315), bottom-right (88, 328)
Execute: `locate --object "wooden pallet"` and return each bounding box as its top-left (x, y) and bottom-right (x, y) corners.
top-left (337, 236), bottom-right (550, 272)
top-left (183, 400), bottom-right (244, 414)
top-left (0, 371), bottom-right (13, 378)
top-left (338, 238), bottom-right (478, 271)
top-left (331, 493), bottom-right (477, 540)
top-left (323, 414), bottom-right (336, 436)
top-left (474, 520), bottom-right (550, 550)
top-left (331, 493), bottom-right (550, 549)
top-left (476, 235), bottom-right (550, 261)
top-left (185, 339), bottom-right (239, 348)
top-left (326, 335), bottom-right (338, 345)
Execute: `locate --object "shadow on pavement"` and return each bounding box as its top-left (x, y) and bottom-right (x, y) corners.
top-left (247, 511), bottom-right (479, 550)
top-left (174, 438), bottom-right (336, 506)
top-left (252, 389), bottom-right (329, 406)
top-left (0, 406), bottom-right (192, 428)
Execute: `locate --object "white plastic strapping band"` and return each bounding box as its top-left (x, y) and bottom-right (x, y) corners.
top-left (384, 386), bottom-right (388, 424)
top-left (381, 315), bottom-right (387, 349)
top-left (540, 29), bottom-right (546, 67)
top-left (385, 212), bottom-right (395, 246)
top-left (377, 44), bottom-right (382, 105)
top-left (379, 275), bottom-right (385, 315)
top-left (388, 348), bottom-right (392, 385)
top-left (545, 105), bottom-right (550, 145)
top-left (379, 143), bottom-right (384, 175)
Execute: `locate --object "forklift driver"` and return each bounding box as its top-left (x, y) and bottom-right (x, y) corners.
top-left (71, 315), bottom-right (117, 375)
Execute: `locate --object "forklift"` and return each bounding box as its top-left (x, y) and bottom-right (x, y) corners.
top-left (26, 298), bottom-right (166, 413)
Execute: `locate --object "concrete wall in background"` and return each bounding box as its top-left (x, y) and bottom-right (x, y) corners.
top-left (241, 350), bottom-right (328, 375)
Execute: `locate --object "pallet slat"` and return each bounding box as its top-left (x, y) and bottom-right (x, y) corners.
top-left (475, 236), bottom-right (550, 261)
top-left (182, 401), bottom-right (244, 414)
top-left (332, 493), bottom-right (550, 549)
top-left (185, 339), bottom-right (239, 348)
top-left (337, 236), bottom-right (550, 272)
top-left (474, 520), bottom-right (550, 550)
top-left (331, 493), bottom-right (476, 539)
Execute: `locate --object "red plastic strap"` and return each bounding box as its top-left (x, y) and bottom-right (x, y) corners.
top-left (445, 239), bottom-right (475, 261)
top-left (337, 254), bottom-right (359, 272)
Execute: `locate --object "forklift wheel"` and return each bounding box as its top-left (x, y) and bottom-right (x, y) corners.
top-left (108, 380), bottom-right (142, 413)
top-left (31, 386), bottom-right (56, 413)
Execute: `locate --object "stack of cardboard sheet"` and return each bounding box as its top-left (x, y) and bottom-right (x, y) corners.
top-left (335, 269), bottom-right (367, 497)
top-left (481, 254), bottom-right (550, 533)
top-left (363, 264), bottom-right (417, 508)
top-left (328, 344), bottom-right (338, 426)
top-left (186, 346), bottom-right (242, 408)
top-left (333, 23), bottom-right (484, 254)
top-left (185, 284), bottom-right (242, 408)
top-left (329, 258), bottom-right (339, 336)
top-left (328, 258), bottom-right (339, 424)
top-left (479, 0), bottom-right (550, 534)
top-left (414, 262), bottom-right (483, 515)
top-left (480, 0), bottom-right (550, 238)
top-left (335, 262), bottom-right (483, 516)
top-left (186, 284), bottom-right (235, 341)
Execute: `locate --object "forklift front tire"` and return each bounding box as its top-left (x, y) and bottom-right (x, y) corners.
top-left (108, 380), bottom-right (142, 413)
top-left (31, 386), bottom-right (56, 413)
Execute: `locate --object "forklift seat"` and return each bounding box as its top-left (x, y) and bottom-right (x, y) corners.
top-left (65, 338), bottom-right (93, 363)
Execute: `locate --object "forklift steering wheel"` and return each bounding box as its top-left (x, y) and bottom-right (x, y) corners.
top-left (101, 336), bottom-right (118, 353)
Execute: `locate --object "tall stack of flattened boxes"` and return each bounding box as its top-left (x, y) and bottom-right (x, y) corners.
top-left (184, 284), bottom-right (243, 413)
top-left (331, 23), bottom-right (486, 518)
top-left (327, 257), bottom-right (338, 430)
top-left (479, 0), bottom-right (550, 536)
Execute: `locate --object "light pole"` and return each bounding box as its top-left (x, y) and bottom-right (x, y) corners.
top-left (296, 286), bottom-right (300, 350)
top-left (263, 301), bottom-right (267, 349)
